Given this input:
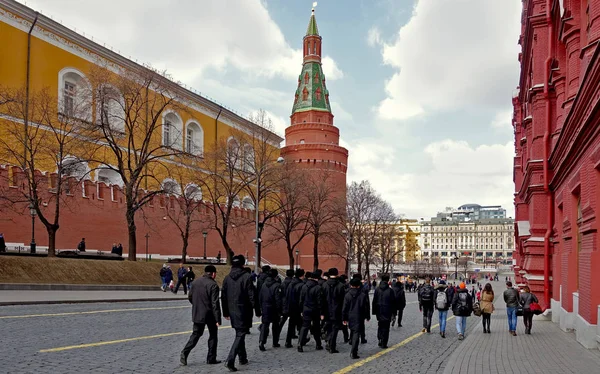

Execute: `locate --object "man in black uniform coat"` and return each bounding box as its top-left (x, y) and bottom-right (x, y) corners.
top-left (279, 269), bottom-right (296, 338)
top-left (180, 265), bottom-right (222, 366)
top-left (338, 274), bottom-right (350, 342)
top-left (221, 255), bottom-right (257, 372)
top-left (343, 278), bottom-right (370, 359)
top-left (322, 267), bottom-right (345, 353)
top-left (391, 277), bottom-right (406, 327)
top-left (256, 265), bottom-right (271, 332)
top-left (352, 274), bottom-right (370, 344)
top-left (297, 272), bottom-right (324, 352)
top-left (258, 269), bottom-right (282, 351)
top-left (372, 274), bottom-right (395, 348)
top-left (284, 268), bottom-right (305, 348)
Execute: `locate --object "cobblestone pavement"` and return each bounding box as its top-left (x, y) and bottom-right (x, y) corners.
top-left (0, 290), bottom-right (187, 304)
top-left (4, 281), bottom-right (595, 373)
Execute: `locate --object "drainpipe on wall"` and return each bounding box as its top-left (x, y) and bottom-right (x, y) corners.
top-left (24, 12), bottom-right (39, 161)
top-left (542, 0), bottom-right (554, 307)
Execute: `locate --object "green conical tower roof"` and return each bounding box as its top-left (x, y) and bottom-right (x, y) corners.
top-left (291, 62), bottom-right (331, 115)
top-left (306, 10), bottom-right (319, 36)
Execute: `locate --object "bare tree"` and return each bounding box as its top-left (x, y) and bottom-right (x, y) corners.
top-left (266, 162), bottom-right (310, 268)
top-left (375, 221), bottom-right (403, 275)
top-left (0, 86), bottom-right (96, 255)
top-left (86, 65), bottom-right (185, 261)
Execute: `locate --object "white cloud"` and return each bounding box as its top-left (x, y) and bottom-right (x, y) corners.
top-left (376, 0), bottom-right (521, 120)
top-left (330, 101), bottom-right (353, 122)
top-left (346, 138), bottom-right (515, 219)
top-left (367, 27), bottom-right (382, 47)
top-left (491, 109), bottom-right (513, 131)
top-left (20, 0), bottom-right (343, 83)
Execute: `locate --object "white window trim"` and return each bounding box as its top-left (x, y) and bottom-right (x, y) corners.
top-left (161, 110), bottom-right (183, 150)
top-left (57, 67), bottom-right (92, 122)
top-left (184, 119), bottom-right (204, 156)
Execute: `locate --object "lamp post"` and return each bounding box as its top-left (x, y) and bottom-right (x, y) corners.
top-left (295, 248), bottom-right (300, 270)
top-left (253, 156), bottom-right (285, 274)
top-left (28, 202), bottom-right (36, 254)
top-left (453, 255), bottom-right (459, 280)
top-left (202, 231), bottom-right (208, 260)
top-left (145, 233), bottom-right (150, 262)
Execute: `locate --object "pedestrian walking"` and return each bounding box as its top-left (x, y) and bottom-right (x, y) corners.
top-left (256, 265), bottom-right (271, 332)
top-left (164, 265), bottom-right (173, 292)
top-left (322, 268), bottom-right (345, 354)
top-left (216, 251), bottom-right (222, 264)
top-left (180, 265), bottom-right (221, 366)
top-left (434, 280), bottom-right (451, 338)
top-left (297, 272), bottom-right (324, 352)
top-left (221, 255), bottom-right (256, 372)
top-left (279, 269), bottom-right (296, 339)
top-left (418, 277), bottom-right (435, 333)
top-left (159, 264), bottom-right (168, 291)
top-left (391, 277), bottom-right (406, 327)
top-left (77, 237), bottom-right (86, 252)
top-left (258, 269), bottom-right (283, 351)
top-left (354, 274), bottom-right (370, 344)
top-left (338, 274), bottom-right (350, 343)
top-left (343, 278), bottom-right (370, 359)
top-left (480, 283), bottom-right (495, 333)
top-left (519, 285), bottom-right (539, 334)
top-left (503, 281), bottom-right (520, 336)
top-left (0, 232), bottom-right (6, 252)
top-left (372, 274), bottom-right (395, 349)
top-left (284, 269), bottom-right (305, 348)
top-left (451, 282), bottom-right (473, 340)
top-left (186, 266), bottom-right (196, 291)
top-left (173, 263), bottom-right (188, 294)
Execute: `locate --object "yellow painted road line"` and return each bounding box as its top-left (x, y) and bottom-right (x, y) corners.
top-left (39, 322), bottom-right (261, 353)
top-left (332, 316), bottom-right (456, 374)
top-left (0, 306), bottom-right (188, 319)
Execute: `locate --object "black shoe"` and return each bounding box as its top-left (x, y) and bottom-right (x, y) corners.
top-left (399, 324), bottom-right (403, 327)
top-left (427, 329), bottom-right (431, 334)
top-left (326, 344), bottom-right (330, 351)
top-left (298, 346), bottom-right (304, 353)
top-left (315, 345), bottom-right (324, 351)
top-left (179, 352), bottom-right (187, 366)
top-left (293, 335), bottom-right (299, 339)
top-left (239, 359), bottom-right (248, 366)
top-left (330, 349), bottom-right (339, 354)
top-left (207, 360), bottom-right (222, 365)
top-left (350, 354), bottom-right (360, 359)
top-left (273, 343), bottom-right (281, 348)
top-left (361, 339), bottom-right (367, 344)
top-left (441, 332), bottom-right (446, 338)
top-left (285, 343), bottom-right (293, 348)
top-left (343, 339), bottom-right (349, 343)
top-left (259, 344), bottom-right (266, 352)
top-left (225, 363), bottom-right (238, 372)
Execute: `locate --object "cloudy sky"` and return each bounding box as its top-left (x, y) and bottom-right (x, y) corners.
top-left (22, 0), bottom-right (522, 219)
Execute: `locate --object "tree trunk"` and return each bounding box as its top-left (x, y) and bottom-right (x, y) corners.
top-left (344, 258), bottom-right (349, 277)
top-left (221, 236), bottom-right (234, 265)
top-left (181, 235), bottom-right (188, 263)
top-left (126, 210), bottom-right (137, 261)
top-left (313, 232), bottom-right (319, 272)
top-left (47, 226), bottom-right (57, 257)
top-left (357, 251), bottom-right (362, 276)
top-left (287, 242), bottom-right (295, 269)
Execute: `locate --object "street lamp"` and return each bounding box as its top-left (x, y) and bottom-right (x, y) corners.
top-left (253, 156), bottom-right (285, 273)
top-left (145, 233), bottom-right (150, 262)
top-left (453, 254), bottom-right (459, 280)
top-left (202, 230), bottom-right (208, 259)
top-left (295, 248), bottom-right (300, 270)
top-left (28, 202), bottom-right (36, 254)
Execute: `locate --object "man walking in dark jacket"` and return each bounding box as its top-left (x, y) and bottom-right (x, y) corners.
top-left (391, 278), bottom-right (406, 327)
top-left (258, 269), bottom-right (282, 351)
top-left (322, 268), bottom-right (345, 353)
top-left (222, 255), bottom-right (256, 372)
top-left (372, 274), bottom-right (395, 348)
top-left (343, 278), bottom-right (370, 359)
top-left (503, 281), bottom-right (520, 336)
top-left (174, 263), bottom-right (188, 295)
top-left (279, 269), bottom-right (296, 338)
top-left (434, 280), bottom-right (451, 338)
top-left (284, 269), bottom-right (305, 348)
top-left (353, 274), bottom-right (370, 344)
top-left (256, 265), bottom-right (271, 332)
top-left (418, 277), bottom-right (435, 333)
top-left (297, 272), bottom-right (324, 352)
top-left (180, 265), bottom-right (221, 366)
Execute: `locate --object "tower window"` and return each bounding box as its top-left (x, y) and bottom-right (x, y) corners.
top-left (315, 87), bottom-right (322, 101)
top-left (300, 139), bottom-right (305, 144)
top-left (304, 72), bottom-right (310, 84)
top-left (314, 72), bottom-right (320, 83)
top-left (302, 87), bottom-right (309, 101)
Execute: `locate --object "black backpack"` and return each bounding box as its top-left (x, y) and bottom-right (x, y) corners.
top-left (457, 292), bottom-right (470, 314)
top-left (421, 285), bottom-right (434, 302)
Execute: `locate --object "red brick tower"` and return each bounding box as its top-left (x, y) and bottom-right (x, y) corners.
top-left (280, 7), bottom-right (348, 192)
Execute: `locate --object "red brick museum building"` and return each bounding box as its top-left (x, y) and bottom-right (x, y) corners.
top-left (513, 0), bottom-right (600, 349)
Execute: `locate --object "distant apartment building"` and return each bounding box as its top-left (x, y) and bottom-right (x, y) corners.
top-left (432, 204), bottom-right (507, 222)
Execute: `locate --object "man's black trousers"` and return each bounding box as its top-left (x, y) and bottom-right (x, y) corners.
top-left (181, 321), bottom-right (218, 363)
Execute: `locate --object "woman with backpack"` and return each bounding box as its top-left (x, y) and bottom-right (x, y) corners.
top-left (480, 283), bottom-right (495, 333)
top-left (434, 280), bottom-right (451, 338)
top-left (519, 286), bottom-right (539, 334)
top-left (451, 282), bottom-right (473, 340)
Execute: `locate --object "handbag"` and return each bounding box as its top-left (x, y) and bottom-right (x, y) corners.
top-left (530, 301), bottom-right (543, 315)
top-left (473, 302), bottom-right (482, 317)
top-left (516, 306), bottom-right (524, 317)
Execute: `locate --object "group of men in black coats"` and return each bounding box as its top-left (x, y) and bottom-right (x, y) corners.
top-left (180, 255), bottom-right (408, 371)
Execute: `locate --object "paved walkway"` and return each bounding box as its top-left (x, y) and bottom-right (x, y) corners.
top-left (444, 296), bottom-right (600, 374)
top-left (0, 290), bottom-right (187, 305)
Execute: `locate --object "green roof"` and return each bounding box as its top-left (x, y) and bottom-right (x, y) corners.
top-left (306, 11), bottom-right (319, 36)
top-left (291, 61), bottom-right (331, 115)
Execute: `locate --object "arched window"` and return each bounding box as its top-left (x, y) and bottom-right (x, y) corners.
top-left (231, 196), bottom-right (241, 208)
top-left (61, 156), bottom-right (90, 180)
top-left (185, 120), bottom-right (204, 156)
top-left (58, 68), bottom-right (92, 121)
top-left (304, 72), bottom-right (310, 84)
top-left (161, 178), bottom-right (181, 195)
top-left (162, 111), bottom-right (183, 150)
top-left (184, 184), bottom-right (202, 201)
top-left (242, 196), bottom-right (255, 210)
top-left (243, 144), bottom-right (254, 173)
top-left (96, 166), bottom-right (123, 187)
top-left (96, 85), bottom-right (125, 134)
top-left (315, 87), bottom-right (322, 101)
top-left (302, 87), bottom-right (309, 101)
top-left (227, 137), bottom-right (242, 169)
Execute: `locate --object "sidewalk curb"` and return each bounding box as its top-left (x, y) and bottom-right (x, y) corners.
top-left (0, 283), bottom-right (160, 291)
top-left (0, 297), bottom-right (188, 306)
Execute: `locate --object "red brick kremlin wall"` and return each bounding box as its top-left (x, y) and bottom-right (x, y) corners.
top-left (0, 165), bottom-right (344, 271)
top-left (513, 0), bottom-right (600, 347)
